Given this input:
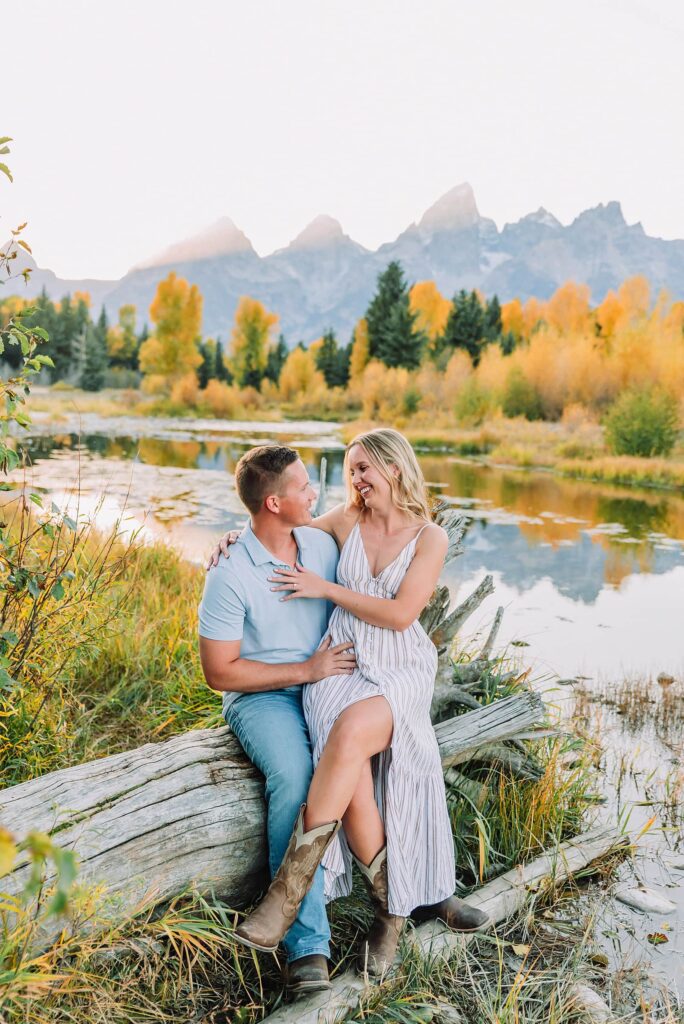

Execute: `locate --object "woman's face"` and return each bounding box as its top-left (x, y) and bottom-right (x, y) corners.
top-left (347, 444), bottom-right (394, 508)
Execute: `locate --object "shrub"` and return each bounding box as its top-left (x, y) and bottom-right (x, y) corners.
top-left (502, 368), bottom-right (544, 420)
top-left (402, 385), bottom-right (421, 416)
top-left (103, 367), bottom-right (141, 389)
top-left (202, 379), bottom-right (243, 419)
top-left (170, 373), bottom-right (200, 407)
top-left (454, 380), bottom-right (491, 426)
top-left (603, 387), bottom-right (679, 457)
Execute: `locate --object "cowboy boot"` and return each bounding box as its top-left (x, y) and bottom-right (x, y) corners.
top-left (411, 895), bottom-right (490, 932)
top-left (283, 954), bottom-right (331, 999)
top-left (354, 846), bottom-right (405, 978)
top-left (235, 805), bottom-right (340, 953)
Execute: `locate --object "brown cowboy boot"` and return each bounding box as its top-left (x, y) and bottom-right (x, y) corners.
top-left (283, 954), bottom-right (332, 998)
top-left (354, 846), bottom-right (405, 978)
top-left (235, 806), bottom-right (340, 953)
top-left (411, 895), bottom-right (490, 932)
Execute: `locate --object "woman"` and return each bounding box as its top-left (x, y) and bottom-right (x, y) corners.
top-left (229, 428), bottom-right (486, 975)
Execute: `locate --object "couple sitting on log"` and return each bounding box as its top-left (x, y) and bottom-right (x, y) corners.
top-left (199, 428), bottom-right (488, 999)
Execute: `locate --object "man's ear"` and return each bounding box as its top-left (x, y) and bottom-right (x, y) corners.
top-left (264, 494), bottom-right (280, 514)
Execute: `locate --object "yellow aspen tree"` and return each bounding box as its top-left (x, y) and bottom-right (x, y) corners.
top-left (545, 281), bottom-right (591, 335)
top-left (230, 296), bottom-right (278, 388)
top-left (409, 281), bottom-right (450, 351)
top-left (617, 275), bottom-right (650, 324)
top-left (522, 296), bottom-right (546, 337)
top-left (279, 347), bottom-right (325, 401)
top-left (595, 290), bottom-right (623, 341)
top-left (501, 298), bottom-right (524, 340)
top-left (349, 317), bottom-right (370, 380)
top-left (139, 272), bottom-right (202, 393)
top-left (107, 304), bottom-right (138, 366)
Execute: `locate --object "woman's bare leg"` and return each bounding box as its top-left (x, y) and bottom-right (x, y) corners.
top-left (304, 696), bottom-right (393, 831)
top-left (342, 758), bottom-right (385, 866)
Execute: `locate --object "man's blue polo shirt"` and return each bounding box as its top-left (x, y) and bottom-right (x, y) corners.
top-left (198, 523), bottom-right (339, 716)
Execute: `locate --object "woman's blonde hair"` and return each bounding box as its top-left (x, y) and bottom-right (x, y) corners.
top-left (344, 428), bottom-right (431, 522)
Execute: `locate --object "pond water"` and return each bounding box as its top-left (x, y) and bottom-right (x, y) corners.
top-left (14, 411), bottom-right (684, 681)
top-left (9, 411), bottom-right (684, 997)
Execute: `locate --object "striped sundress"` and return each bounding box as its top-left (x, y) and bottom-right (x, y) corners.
top-left (302, 521), bottom-right (456, 916)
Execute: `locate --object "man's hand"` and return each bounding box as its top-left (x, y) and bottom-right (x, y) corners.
top-left (305, 636), bottom-right (356, 681)
top-left (206, 529), bottom-right (241, 570)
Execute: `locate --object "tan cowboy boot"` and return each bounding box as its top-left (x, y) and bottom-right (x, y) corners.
top-left (354, 846), bottom-right (405, 978)
top-left (412, 895), bottom-right (490, 932)
top-left (235, 805), bottom-right (340, 953)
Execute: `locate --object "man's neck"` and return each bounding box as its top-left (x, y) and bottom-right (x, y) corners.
top-left (250, 515), bottom-right (299, 565)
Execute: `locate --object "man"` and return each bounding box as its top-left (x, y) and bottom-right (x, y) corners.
top-left (199, 444), bottom-right (488, 997)
top-left (199, 444), bottom-right (353, 998)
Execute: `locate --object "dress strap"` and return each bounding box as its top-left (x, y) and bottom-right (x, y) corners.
top-left (412, 522), bottom-right (431, 544)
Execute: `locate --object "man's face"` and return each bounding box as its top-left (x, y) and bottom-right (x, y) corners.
top-left (274, 459), bottom-right (317, 526)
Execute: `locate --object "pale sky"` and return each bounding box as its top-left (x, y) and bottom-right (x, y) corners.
top-left (3, 0), bottom-right (683, 280)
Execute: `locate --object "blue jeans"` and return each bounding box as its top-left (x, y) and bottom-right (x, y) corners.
top-left (226, 687), bottom-right (330, 962)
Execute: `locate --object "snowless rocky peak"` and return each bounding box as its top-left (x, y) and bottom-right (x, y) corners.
top-left (524, 207), bottom-right (562, 229)
top-left (288, 215), bottom-right (346, 251)
top-left (572, 201), bottom-right (627, 229)
top-left (417, 183), bottom-right (480, 234)
top-left (135, 217), bottom-right (254, 269)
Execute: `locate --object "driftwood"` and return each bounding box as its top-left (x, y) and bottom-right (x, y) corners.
top-left (261, 824), bottom-right (629, 1024)
top-left (0, 693), bottom-right (546, 948)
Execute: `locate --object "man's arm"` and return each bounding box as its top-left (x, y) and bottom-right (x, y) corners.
top-left (199, 636), bottom-right (356, 693)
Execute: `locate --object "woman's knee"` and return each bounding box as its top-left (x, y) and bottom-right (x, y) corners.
top-left (327, 701), bottom-right (392, 760)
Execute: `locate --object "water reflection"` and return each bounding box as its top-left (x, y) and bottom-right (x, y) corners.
top-left (11, 422), bottom-right (684, 678)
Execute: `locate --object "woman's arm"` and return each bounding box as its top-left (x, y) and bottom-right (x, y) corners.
top-left (272, 524), bottom-right (448, 631)
top-left (305, 502), bottom-right (349, 543)
top-left (205, 502), bottom-right (353, 569)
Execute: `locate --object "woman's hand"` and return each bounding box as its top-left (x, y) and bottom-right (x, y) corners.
top-left (269, 564), bottom-right (330, 601)
top-left (206, 529), bottom-right (241, 570)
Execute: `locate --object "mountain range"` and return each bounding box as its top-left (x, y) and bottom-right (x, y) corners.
top-left (10, 183), bottom-right (684, 345)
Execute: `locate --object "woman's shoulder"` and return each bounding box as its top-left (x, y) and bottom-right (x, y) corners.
top-left (416, 520), bottom-right (448, 552)
top-left (312, 501), bottom-right (359, 544)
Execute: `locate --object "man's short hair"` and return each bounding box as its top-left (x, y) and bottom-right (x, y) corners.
top-left (235, 445), bottom-right (299, 514)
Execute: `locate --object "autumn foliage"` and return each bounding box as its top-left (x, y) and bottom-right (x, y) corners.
top-left (139, 272), bottom-right (202, 394)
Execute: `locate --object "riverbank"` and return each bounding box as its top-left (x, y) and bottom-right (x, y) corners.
top-left (26, 386), bottom-right (684, 492)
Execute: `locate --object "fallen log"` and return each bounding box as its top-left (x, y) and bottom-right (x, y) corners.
top-left (261, 824), bottom-right (629, 1024)
top-left (0, 693), bottom-right (545, 945)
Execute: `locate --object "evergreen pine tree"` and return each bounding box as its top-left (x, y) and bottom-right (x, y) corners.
top-left (335, 342), bottom-right (351, 387)
top-left (314, 329), bottom-right (341, 387)
top-left (499, 330), bottom-right (517, 356)
top-left (80, 316), bottom-right (107, 391)
top-left (378, 296), bottom-right (424, 369)
top-left (365, 261), bottom-right (407, 360)
top-left (365, 261), bottom-right (424, 368)
top-left (50, 294), bottom-right (78, 381)
top-left (264, 334), bottom-right (288, 383)
top-left (442, 289), bottom-right (486, 364)
top-left (483, 295), bottom-right (502, 342)
top-left (214, 340), bottom-right (232, 382)
top-left (197, 340), bottom-right (214, 389)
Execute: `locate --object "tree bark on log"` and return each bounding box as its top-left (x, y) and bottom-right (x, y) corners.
top-left (0, 693), bottom-right (545, 946)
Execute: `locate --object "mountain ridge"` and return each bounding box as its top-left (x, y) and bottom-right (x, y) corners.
top-left (8, 185), bottom-right (684, 345)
